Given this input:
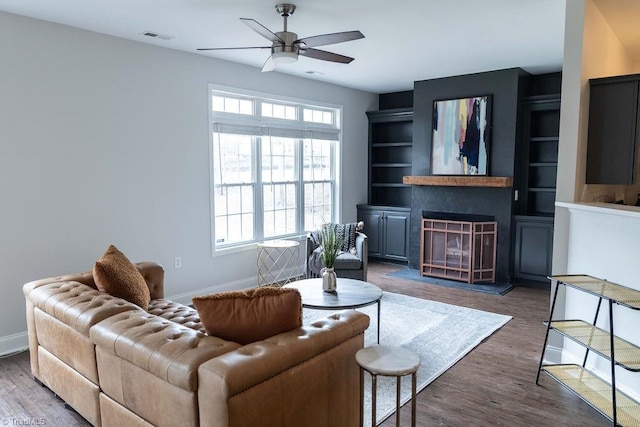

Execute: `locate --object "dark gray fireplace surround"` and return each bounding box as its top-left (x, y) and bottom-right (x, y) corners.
top-left (407, 68), bottom-right (527, 283)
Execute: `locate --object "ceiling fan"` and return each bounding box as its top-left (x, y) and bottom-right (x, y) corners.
top-left (197, 3), bottom-right (364, 72)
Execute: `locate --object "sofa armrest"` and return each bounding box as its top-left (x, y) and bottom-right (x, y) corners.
top-left (355, 232), bottom-right (367, 260)
top-left (26, 280), bottom-right (139, 336)
top-left (305, 233), bottom-right (314, 278)
top-left (305, 232), bottom-right (316, 259)
top-left (356, 232), bottom-right (368, 281)
top-left (198, 310), bottom-right (370, 427)
top-left (135, 261), bottom-right (165, 299)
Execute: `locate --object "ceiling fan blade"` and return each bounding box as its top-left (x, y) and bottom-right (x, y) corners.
top-left (295, 31), bottom-right (364, 48)
top-left (300, 48), bottom-right (354, 64)
top-left (240, 18), bottom-right (284, 44)
top-left (197, 46), bottom-right (271, 51)
top-left (262, 55), bottom-right (276, 72)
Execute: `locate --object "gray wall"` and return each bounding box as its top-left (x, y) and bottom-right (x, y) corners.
top-left (410, 68), bottom-right (525, 282)
top-left (0, 11), bottom-right (377, 354)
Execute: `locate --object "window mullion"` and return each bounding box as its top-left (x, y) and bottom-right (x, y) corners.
top-left (296, 137), bottom-right (303, 235)
top-left (331, 139), bottom-right (337, 221)
top-left (254, 135), bottom-right (264, 241)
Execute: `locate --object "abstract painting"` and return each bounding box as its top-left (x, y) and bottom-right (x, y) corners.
top-left (431, 95), bottom-right (491, 175)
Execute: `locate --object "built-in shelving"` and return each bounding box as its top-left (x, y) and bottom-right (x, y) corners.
top-left (367, 108), bottom-right (413, 207)
top-left (512, 95), bottom-right (560, 285)
top-left (537, 274), bottom-right (640, 426)
top-left (520, 95), bottom-right (560, 216)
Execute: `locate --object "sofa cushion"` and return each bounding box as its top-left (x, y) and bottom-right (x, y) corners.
top-left (334, 251), bottom-right (363, 270)
top-left (192, 287), bottom-right (302, 345)
top-left (93, 245), bottom-right (151, 309)
top-left (312, 247), bottom-right (362, 270)
top-left (148, 299), bottom-right (206, 334)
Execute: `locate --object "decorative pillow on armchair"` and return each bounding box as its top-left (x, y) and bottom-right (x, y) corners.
top-left (93, 244), bottom-right (151, 309)
top-left (327, 222), bottom-right (358, 252)
top-left (192, 287), bottom-right (302, 345)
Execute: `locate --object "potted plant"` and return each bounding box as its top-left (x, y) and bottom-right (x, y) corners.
top-left (320, 224), bottom-right (342, 292)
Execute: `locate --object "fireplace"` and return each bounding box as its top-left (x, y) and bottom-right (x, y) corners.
top-left (420, 211), bottom-right (497, 284)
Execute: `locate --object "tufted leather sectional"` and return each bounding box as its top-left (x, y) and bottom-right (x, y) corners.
top-left (23, 262), bottom-right (369, 427)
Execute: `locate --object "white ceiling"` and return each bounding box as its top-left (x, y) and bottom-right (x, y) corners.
top-left (0, 0), bottom-right (635, 93)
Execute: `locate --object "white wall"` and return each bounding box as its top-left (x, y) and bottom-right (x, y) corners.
top-left (552, 0), bottom-right (640, 400)
top-left (554, 0), bottom-right (638, 275)
top-left (0, 11), bottom-right (377, 354)
top-left (559, 203), bottom-right (640, 401)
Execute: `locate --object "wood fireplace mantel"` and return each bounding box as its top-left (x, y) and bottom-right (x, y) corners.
top-left (403, 176), bottom-right (513, 188)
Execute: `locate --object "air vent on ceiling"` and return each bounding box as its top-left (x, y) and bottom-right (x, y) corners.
top-left (140, 31), bottom-right (174, 41)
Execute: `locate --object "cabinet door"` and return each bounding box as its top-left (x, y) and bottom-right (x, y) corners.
top-left (383, 211), bottom-right (411, 261)
top-left (514, 217), bottom-right (553, 284)
top-left (358, 208), bottom-right (383, 257)
top-left (586, 80), bottom-right (640, 184)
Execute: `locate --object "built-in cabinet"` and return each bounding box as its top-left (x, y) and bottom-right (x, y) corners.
top-left (587, 74), bottom-right (640, 185)
top-left (360, 108), bottom-right (413, 264)
top-left (513, 215), bottom-right (553, 283)
top-left (513, 95), bottom-right (560, 285)
top-left (357, 205), bottom-right (410, 262)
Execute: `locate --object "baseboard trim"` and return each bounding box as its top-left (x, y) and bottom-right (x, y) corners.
top-left (542, 344), bottom-right (563, 364)
top-left (0, 331), bottom-right (29, 357)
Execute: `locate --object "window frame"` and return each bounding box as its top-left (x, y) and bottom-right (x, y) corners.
top-left (208, 84), bottom-right (342, 256)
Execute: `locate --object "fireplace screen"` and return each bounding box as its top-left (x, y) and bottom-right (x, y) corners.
top-left (420, 217), bottom-right (496, 283)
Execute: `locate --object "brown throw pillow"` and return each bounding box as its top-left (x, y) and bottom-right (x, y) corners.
top-left (93, 244), bottom-right (151, 309)
top-left (192, 287), bottom-right (302, 345)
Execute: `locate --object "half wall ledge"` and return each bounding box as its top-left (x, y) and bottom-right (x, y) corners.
top-left (403, 176), bottom-right (513, 188)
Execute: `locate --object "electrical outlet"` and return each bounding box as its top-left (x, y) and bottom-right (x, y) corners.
top-left (174, 257), bottom-right (182, 269)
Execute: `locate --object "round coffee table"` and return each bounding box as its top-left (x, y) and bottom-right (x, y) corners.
top-left (284, 278), bottom-right (383, 343)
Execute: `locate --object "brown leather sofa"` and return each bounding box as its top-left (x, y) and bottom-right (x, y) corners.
top-left (23, 262), bottom-right (369, 427)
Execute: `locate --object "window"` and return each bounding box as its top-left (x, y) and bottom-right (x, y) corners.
top-left (210, 86), bottom-right (341, 252)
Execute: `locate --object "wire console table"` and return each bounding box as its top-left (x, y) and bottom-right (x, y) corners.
top-left (536, 274), bottom-right (640, 426)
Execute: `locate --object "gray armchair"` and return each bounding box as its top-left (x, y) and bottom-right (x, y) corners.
top-left (306, 229), bottom-right (368, 281)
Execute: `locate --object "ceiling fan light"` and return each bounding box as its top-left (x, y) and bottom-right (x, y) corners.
top-left (272, 51), bottom-right (298, 63)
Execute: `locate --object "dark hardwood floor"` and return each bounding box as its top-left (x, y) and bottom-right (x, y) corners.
top-left (0, 261), bottom-right (608, 426)
top-left (0, 350), bottom-right (88, 425)
top-left (370, 262), bottom-right (607, 427)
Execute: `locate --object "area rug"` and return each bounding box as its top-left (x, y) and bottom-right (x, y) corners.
top-left (303, 291), bottom-right (512, 426)
top-left (387, 267), bottom-right (514, 295)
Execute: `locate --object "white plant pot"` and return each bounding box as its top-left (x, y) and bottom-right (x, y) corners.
top-left (321, 267), bottom-right (337, 293)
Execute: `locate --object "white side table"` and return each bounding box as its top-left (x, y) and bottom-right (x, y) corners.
top-left (256, 239), bottom-right (300, 286)
top-left (356, 345), bottom-right (421, 427)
